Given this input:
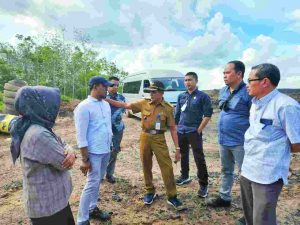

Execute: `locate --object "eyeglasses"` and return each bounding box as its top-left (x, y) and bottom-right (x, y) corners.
top-left (112, 84), bottom-right (119, 87)
top-left (247, 78), bottom-right (263, 83)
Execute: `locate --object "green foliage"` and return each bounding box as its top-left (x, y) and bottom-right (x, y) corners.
top-left (2, 180), bottom-right (23, 191)
top-left (0, 92), bottom-right (3, 112)
top-left (61, 95), bottom-right (72, 103)
top-left (0, 32), bottom-right (129, 99)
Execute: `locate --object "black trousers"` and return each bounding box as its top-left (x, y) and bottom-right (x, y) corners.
top-left (178, 132), bottom-right (208, 186)
top-left (31, 203), bottom-right (75, 225)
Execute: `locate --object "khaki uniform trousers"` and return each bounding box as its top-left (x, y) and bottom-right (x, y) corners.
top-left (140, 132), bottom-right (177, 198)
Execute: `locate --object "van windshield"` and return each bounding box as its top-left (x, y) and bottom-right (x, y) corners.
top-left (151, 77), bottom-right (185, 91)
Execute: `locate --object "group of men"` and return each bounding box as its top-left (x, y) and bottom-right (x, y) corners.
top-left (73, 61), bottom-right (300, 225)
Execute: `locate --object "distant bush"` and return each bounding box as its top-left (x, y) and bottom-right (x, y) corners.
top-left (0, 92), bottom-right (4, 113)
top-left (61, 95), bottom-right (72, 103)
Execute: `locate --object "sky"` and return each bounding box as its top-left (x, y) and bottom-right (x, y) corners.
top-left (0, 0), bottom-right (299, 90)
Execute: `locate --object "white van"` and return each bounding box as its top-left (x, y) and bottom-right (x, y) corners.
top-left (122, 69), bottom-right (185, 117)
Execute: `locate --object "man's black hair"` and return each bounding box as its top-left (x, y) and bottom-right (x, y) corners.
top-left (108, 76), bottom-right (120, 81)
top-left (228, 60), bottom-right (245, 78)
top-left (251, 63), bottom-right (280, 86)
top-left (185, 72), bottom-right (198, 81)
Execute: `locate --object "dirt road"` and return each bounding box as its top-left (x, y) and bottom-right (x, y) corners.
top-left (0, 115), bottom-right (299, 225)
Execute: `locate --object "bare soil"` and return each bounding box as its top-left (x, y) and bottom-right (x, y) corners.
top-left (0, 113), bottom-right (299, 225)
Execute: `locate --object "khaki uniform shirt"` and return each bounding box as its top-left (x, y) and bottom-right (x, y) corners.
top-left (131, 98), bottom-right (175, 131)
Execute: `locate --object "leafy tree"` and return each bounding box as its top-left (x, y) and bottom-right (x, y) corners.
top-left (0, 31), bottom-right (128, 100)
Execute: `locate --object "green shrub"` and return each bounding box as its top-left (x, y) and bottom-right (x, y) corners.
top-left (0, 92), bottom-right (3, 113)
top-left (61, 95), bottom-right (72, 103)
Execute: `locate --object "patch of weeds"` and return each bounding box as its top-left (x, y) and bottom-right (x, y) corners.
top-left (205, 151), bottom-right (221, 159)
top-left (0, 92), bottom-right (4, 113)
top-left (2, 180), bottom-right (22, 191)
top-left (114, 177), bottom-right (133, 194)
top-left (61, 95), bottom-right (72, 103)
top-left (281, 209), bottom-right (300, 225)
top-left (185, 194), bottom-right (211, 223)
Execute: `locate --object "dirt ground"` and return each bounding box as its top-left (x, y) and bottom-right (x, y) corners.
top-left (0, 112), bottom-right (299, 225)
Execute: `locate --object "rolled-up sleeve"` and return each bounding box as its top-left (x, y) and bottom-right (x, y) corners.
top-left (74, 105), bottom-right (89, 148)
top-left (131, 99), bottom-right (144, 114)
top-left (203, 94), bottom-right (213, 117)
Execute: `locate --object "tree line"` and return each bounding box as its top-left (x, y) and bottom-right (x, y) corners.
top-left (0, 31), bottom-right (128, 99)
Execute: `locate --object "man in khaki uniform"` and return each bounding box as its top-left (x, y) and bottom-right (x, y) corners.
top-left (105, 81), bottom-right (182, 208)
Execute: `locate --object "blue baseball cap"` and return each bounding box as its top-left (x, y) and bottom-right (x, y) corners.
top-left (88, 76), bottom-right (113, 88)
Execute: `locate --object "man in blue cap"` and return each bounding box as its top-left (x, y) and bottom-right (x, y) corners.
top-left (74, 76), bottom-right (113, 225)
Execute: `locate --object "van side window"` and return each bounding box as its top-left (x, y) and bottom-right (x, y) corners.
top-left (123, 81), bottom-right (142, 94)
top-left (144, 80), bottom-right (150, 88)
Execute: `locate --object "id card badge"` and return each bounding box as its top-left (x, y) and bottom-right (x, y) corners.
top-left (181, 102), bottom-right (187, 111)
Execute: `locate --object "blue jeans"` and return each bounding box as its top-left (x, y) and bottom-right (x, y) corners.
top-left (219, 145), bottom-right (244, 201)
top-left (106, 130), bottom-right (123, 178)
top-left (77, 153), bottom-right (110, 224)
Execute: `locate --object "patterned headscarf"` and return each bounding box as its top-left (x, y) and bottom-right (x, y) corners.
top-left (9, 86), bottom-right (61, 164)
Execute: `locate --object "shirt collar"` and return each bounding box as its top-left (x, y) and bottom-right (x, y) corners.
top-left (108, 92), bottom-right (118, 98)
top-left (185, 87), bottom-right (198, 95)
top-left (252, 89), bottom-right (279, 107)
top-left (150, 98), bottom-right (165, 106)
top-left (88, 95), bottom-right (101, 102)
top-left (233, 81), bottom-right (245, 93)
top-left (225, 81), bottom-right (245, 93)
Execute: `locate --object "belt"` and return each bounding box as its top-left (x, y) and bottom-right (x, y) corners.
top-left (143, 129), bottom-right (165, 134)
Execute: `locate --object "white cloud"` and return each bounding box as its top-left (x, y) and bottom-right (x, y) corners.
top-left (286, 9), bottom-right (300, 33)
top-left (13, 15), bottom-right (44, 28)
top-left (288, 9), bottom-right (300, 20)
top-left (242, 35), bottom-right (277, 65)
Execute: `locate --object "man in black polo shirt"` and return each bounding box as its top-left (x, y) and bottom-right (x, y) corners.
top-left (174, 72), bottom-right (213, 197)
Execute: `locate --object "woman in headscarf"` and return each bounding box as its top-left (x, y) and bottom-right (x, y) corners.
top-left (10, 86), bottom-right (76, 225)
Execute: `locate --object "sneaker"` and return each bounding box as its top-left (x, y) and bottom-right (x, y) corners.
top-left (106, 175), bottom-right (116, 184)
top-left (175, 176), bottom-right (192, 185)
top-left (206, 196), bottom-right (231, 207)
top-left (198, 185), bottom-right (208, 198)
top-left (167, 197), bottom-right (183, 209)
top-left (144, 193), bottom-right (157, 205)
top-left (89, 207), bottom-right (112, 221)
top-left (235, 217), bottom-right (246, 225)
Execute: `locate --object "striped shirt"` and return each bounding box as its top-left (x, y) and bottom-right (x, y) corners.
top-left (20, 125), bottom-right (72, 218)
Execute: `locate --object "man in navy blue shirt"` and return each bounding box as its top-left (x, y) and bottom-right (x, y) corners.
top-left (174, 72), bottom-right (213, 197)
top-left (207, 61), bottom-right (252, 208)
top-left (105, 76), bottom-right (126, 183)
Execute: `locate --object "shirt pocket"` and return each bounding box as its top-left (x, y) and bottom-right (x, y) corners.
top-left (254, 119), bottom-right (281, 143)
top-left (190, 98), bottom-right (200, 112)
top-left (229, 95), bottom-right (241, 110)
top-left (263, 120), bottom-right (283, 142)
top-left (160, 113), bottom-right (167, 127)
top-left (142, 110), bottom-right (151, 122)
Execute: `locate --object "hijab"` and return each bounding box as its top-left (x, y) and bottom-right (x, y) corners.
top-left (9, 86), bottom-right (60, 164)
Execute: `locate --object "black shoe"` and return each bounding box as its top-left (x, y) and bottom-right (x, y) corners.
top-left (206, 196), bottom-right (231, 207)
top-left (89, 207), bottom-right (112, 221)
top-left (144, 193), bottom-right (157, 205)
top-left (167, 197), bottom-right (183, 209)
top-left (175, 176), bottom-right (192, 185)
top-left (197, 185), bottom-right (208, 198)
top-left (235, 217), bottom-right (246, 225)
top-left (106, 175), bottom-right (116, 184)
